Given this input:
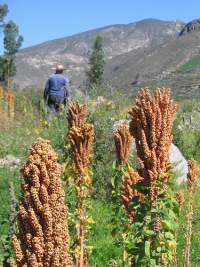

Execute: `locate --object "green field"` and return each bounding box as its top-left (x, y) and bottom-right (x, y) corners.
top-left (0, 90), bottom-right (200, 266)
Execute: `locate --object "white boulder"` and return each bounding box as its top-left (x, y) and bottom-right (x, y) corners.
top-left (169, 143), bottom-right (188, 183)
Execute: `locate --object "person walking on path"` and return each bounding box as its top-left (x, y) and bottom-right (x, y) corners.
top-left (44, 64), bottom-right (71, 123)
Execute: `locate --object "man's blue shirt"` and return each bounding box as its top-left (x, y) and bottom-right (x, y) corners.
top-left (44, 73), bottom-right (71, 98)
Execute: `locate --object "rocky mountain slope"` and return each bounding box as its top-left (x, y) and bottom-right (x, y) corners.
top-left (15, 19), bottom-right (183, 89)
top-left (179, 19), bottom-right (200, 36)
top-left (106, 28), bottom-right (200, 97)
top-left (15, 18), bottom-right (200, 98)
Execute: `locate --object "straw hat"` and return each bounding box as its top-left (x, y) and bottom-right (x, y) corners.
top-left (52, 64), bottom-right (66, 71)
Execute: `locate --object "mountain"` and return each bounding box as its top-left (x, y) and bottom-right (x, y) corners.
top-left (15, 19), bottom-right (184, 90)
top-left (15, 18), bottom-right (200, 98)
top-left (105, 26), bottom-right (200, 98)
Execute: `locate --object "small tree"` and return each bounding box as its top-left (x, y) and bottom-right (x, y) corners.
top-left (0, 3), bottom-right (23, 86)
top-left (86, 35), bottom-right (105, 88)
top-left (0, 4), bottom-right (8, 27)
top-left (0, 4), bottom-right (8, 83)
top-left (2, 20), bottom-right (23, 85)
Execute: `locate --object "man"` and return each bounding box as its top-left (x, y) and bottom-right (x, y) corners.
top-left (44, 64), bottom-right (71, 123)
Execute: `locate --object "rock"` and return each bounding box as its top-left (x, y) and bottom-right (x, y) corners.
top-left (169, 143), bottom-right (188, 183)
top-left (96, 96), bottom-right (107, 105)
top-left (179, 19), bottom-right (200, 36)
top-left (0, 155), bottom-right (21, 168)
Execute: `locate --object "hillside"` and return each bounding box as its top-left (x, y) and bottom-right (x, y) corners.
top-left (15, 19), bottom-right (183, 89)
top-left (15, 18), bottom-right (200, 98)
top-left (107, 29), bottom-right (200, 98)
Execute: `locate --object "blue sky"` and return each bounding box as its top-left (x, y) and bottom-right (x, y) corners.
top-left (1, 0), bottom-right (200, 50)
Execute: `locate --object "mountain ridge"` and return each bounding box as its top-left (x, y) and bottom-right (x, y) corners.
top-left (15, 18), bottom-right (200, 98)
top-left (19, 18), bottom-right (183, 52)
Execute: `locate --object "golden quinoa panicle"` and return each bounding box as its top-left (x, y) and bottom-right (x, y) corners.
top-left (11, 138), bottom-right (72, 267)
top-left (114, 123), bottom-right (133, 164)
top-left (67, 101), bottom-right (88, 128)
top-left (69, 123), bottom-right (94, 174)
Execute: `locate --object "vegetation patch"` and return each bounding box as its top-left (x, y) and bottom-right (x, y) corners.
top-left (177, 55), bottom-right (200, 73)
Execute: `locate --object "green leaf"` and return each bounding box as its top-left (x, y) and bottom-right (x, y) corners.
top-left (166, 240), bottom-right (177, 250)
top-left (145, 240), bottom-right (150, 257)
top-left (165, 232), bottom-right (174, 240)
top-left (149, 259), bottom-right (157, 267)
top-left (111, 175), bottom-right (116, 188)
top-left (112, 160), bottom-right (117, 171)
top-left (156, 247), bottom-right (162, 253)
top-left (168, 209), bottom-right (176, 219)
top-left (161, 220), bottom-right (172, 230)
top-left (144, 229), bottom-right (155, 236)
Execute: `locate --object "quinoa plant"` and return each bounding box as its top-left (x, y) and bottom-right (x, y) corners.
top-left (10, 138), bottom-right (71, 266)
top-left (119, 88), bottom-right (182, 266)
top-left (0, 87), bottom-right (15, 119)
top-left (112, 124), bottom-right (133, 266)
top-left (183, 160), bottom-right (199, 267)
top-left (68, 102), bottom-right (94, 267)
